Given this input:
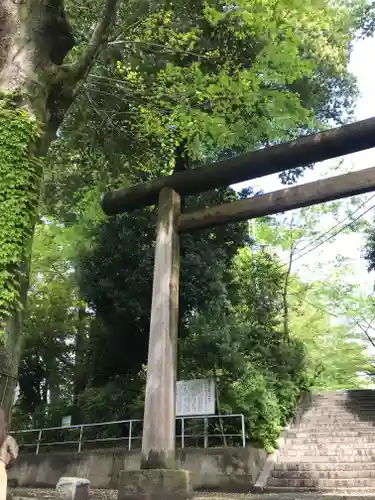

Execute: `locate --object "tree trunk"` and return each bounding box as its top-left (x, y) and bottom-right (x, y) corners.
top-left (0, 0), bottom-right (118, 419)
top-left (73, 300), bottom-right (89, 423)
top-left (48, 373), bottom-right (61, 407)
top-left (0, 0), bottom-right (74, 419)
top-left (212, 365), bottom-right (227, 447)
top-left (282, 243), bottom-right (295, 338)
top-left (0, 250), bottom-right (33, 422)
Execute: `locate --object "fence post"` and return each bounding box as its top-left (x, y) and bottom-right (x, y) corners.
top-left (181, 418), bottom-right (184, 449)
top-left (204, 418), bottom-right (208, 449)
top-left (36, 429), bottom-right (42, 455)
top-left (241, 414), bottom-right (246, 448)
top-left (128, 421), bottom-right (132, 452)
top-left (78, 426), bottom-right (83, 453)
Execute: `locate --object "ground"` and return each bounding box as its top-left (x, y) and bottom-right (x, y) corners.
top-left (9, 489), bottom-right (375, 500)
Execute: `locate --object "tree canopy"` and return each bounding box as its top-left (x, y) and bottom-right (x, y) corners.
top-left (44, 0), bottom-right (361, 221)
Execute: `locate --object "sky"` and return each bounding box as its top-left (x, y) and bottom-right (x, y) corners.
top-left (233, 35), bottom-right (375, 296)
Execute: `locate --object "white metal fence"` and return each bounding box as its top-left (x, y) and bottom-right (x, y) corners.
top-left (12, 414), bottom-right (245, 454)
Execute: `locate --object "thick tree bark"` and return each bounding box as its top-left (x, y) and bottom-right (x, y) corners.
top-left (0, 0), bottom-right (118, 418)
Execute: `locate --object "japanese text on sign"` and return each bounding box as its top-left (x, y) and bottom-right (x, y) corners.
top-left (176, 378), bottom-right (215, 416)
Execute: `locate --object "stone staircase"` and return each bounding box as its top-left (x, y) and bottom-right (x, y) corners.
top-left (266, 390), bottom-right (375, 493)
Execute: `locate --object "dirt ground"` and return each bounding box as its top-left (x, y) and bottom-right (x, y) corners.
top-left (10, 489), bottom-right (375, 500)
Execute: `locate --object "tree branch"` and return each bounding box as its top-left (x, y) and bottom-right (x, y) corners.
top-left (351, 316), bottom-right (375, 348)
top-left (70, 0), bottom-right (118, 83)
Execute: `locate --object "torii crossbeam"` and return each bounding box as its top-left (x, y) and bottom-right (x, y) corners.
top-left (101, 116), bottom-right (375, 478)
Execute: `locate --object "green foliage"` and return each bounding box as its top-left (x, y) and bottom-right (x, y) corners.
top-left (44, 0), bottom-right (361, 219)
top-left (364, 225), bottom-right (375, 274)
top-left (77, 375), bottom-right (145, 423)
top-left (229, 370), bottom-right (283, 452)
top-left (11, 0), bottom-right (373, 449)
top-left (356, 1), bottom-right (375, 37)
top-left (288, 281), bottom-right (371, 390)
top-left (12, 221), bottom-right (79, 427)
top-left (77, 187), bottom-right (248, 386)
top-left (0, 95), bottom-right (41, 332)
top-left (179, 247), bottom-right (310, 450)
top-left (117, 0), bottom-right (354, 157)
top-left (256, 199), bottom-right (373, 392)
top-left (17, 200), bottom-right (374, 447)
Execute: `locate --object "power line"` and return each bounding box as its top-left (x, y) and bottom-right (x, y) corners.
top-left (251, 193), bottom-right (375, 271)
top-left (291, 193), bottom-right (375, 260)
top-left (292, 200), bottom-right (375, 264)
top-left (251, 193), bottom-right (375, 336)
top-left (269, 196), bottom-right (375, 351)
top-left (267, 196), bottom-right (375, 273)
top-left (289, 291), bottom-right (341, 319)
top-left (289, 292), bottom-right (375, 346)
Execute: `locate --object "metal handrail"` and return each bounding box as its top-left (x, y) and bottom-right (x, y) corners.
top-left (12, 414), bottom-right (246, 454)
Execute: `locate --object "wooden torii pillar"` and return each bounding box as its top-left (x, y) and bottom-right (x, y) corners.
top-left (140, 187), bottom-right (181, 470)
top-left (103, 116), bottom-right (375, 500)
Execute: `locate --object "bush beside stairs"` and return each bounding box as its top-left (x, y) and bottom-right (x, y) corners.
top-left (265, 390), bottom-right (375, 494)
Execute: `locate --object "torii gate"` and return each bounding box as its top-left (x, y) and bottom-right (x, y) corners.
top-left (102, 116), bottom-right (375, 500)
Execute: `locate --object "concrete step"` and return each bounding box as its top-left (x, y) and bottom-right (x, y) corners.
top-left (311, 395), bottom-right (375, 400)
top-left (308, 402), bottom-right (375, 407)
top-left (310, 398), bottom-right (375, 404)
top-left (305, 401), bottom-right (375, 407)
top-left (303, 409), bottom-right (375, 416)
top-left (308, 405), bottom-right (375, 411)
top-left (314, 390), bottom-right (375, 397)
top-left (288, 435), bottom-right (375, 444)
top-left (302, 412), bottom-right (375, 418)
top-left (307, 398), bottom-right (375, 404)
top-left (294, 428), bottom-right (375, 434)
top-left (303, 405), bottom-right (375, 418)
top-left (310, 391), bottom-right (375, 402)
top-left (267, 391), bottom-right (375, 492)
top-left (305, 412), bottom-right (375, 417)
top-left (302, 415), bottom-right (375, 421)
top-left (281, 452), bottom-right (375, 459)
top-left (267, 477), bottom-right (375, 488)
top-left (288, 430), bottom-right (375, 439)
top-left (284, 442), bottom-right (375, 451)
top-left (264, 485), bottom-right (375, 494)
top-left (279, 454), bottom-right (375, 462)
top-left (308, 401), bottom-right (375, 408)
top-left (298, 415), bottom-right (375, 422)
top-left (296, 422), bottom-right (375, 430)
top-left (274, 462), bottom-right (375, 471)
top-left (271, 469), bottom-right (375, 479)
top-left (312, 398), bottom-right (375, 401)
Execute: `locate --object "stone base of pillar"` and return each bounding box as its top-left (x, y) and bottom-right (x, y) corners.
top-left (117, 469), bottom-right (193, 500)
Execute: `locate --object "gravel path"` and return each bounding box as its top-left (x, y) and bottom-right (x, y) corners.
top-left (10, 489), bottom-right (375, 500)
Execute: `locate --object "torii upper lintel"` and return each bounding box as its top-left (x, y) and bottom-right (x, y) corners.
top-left (101, 116), bottom-right (375, 216)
